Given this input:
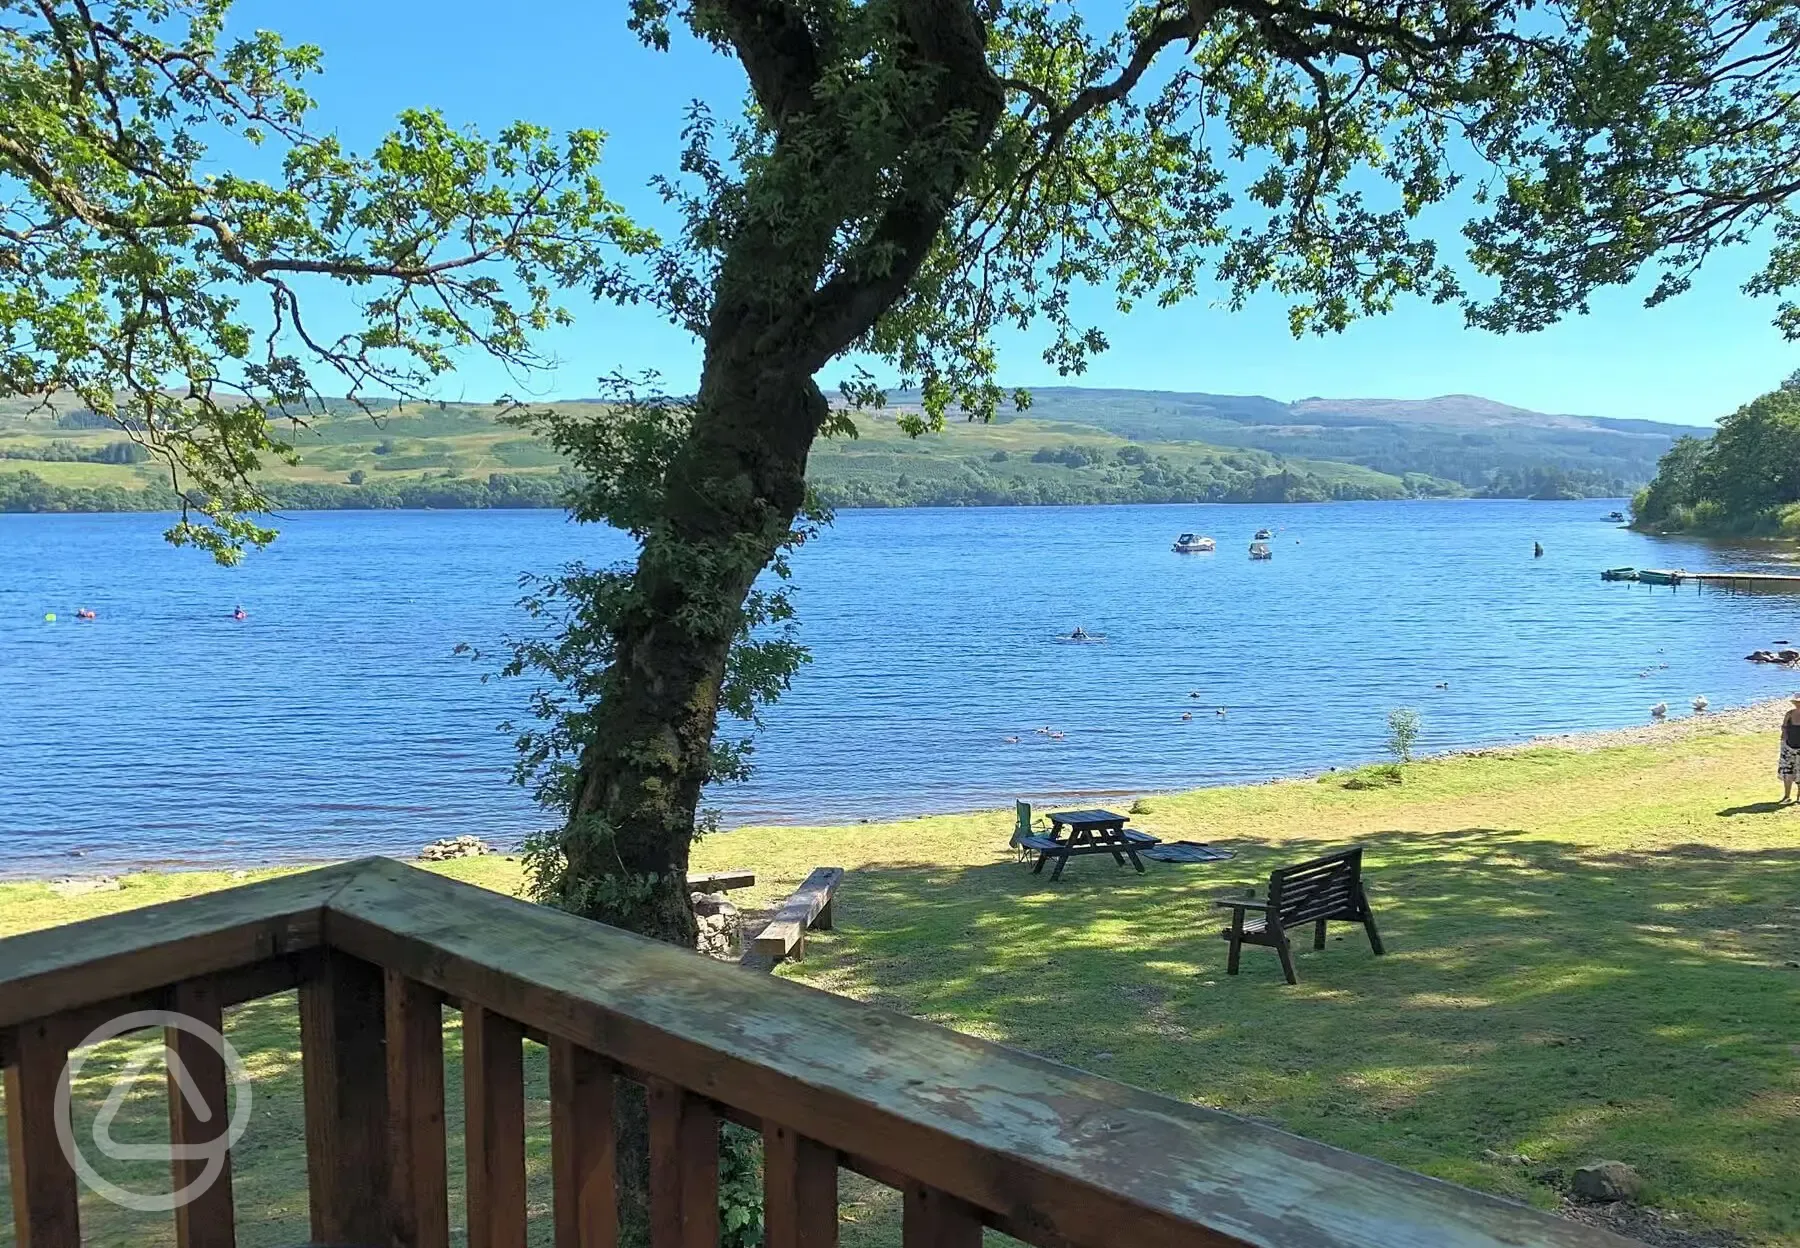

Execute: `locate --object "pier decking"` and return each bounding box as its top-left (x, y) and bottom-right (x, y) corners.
top-left (1623, 568), bottom-right (1800, 591)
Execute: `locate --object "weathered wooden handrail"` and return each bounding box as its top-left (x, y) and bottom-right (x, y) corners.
top-left (0, 858), bottom-right (1639, 1248)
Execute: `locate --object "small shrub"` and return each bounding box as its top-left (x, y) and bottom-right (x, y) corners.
top-left (718, 1123), bottom-right (763, 1247)
top-left (1129, 798), bottom-right (1156, 815)
top-left (347, 469), bottom-right (366, 485)
top-left (1385, 708), bottom-right (1422, 765)
top-left (1342, 764), bottom-right (1403, 791)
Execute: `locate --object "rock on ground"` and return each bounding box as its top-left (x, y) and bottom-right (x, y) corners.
top-left (418, 835), bottom-right (497, 862)
top-left (1572, 1160), bottom-right (1645, 1204)
top-left (693, 891), bottom-right (742, 959)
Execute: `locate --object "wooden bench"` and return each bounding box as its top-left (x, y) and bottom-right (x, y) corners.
top-left (687, 869), bottom-right (756, 893)
top-left (751, 866), bottom-right (844, 961)
top-left (1215, 847), bottom-right (1384, 984)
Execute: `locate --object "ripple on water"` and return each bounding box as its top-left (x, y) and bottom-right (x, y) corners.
top-left (1, 502), bottom-right (1795, 873)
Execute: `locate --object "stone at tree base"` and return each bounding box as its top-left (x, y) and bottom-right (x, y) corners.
top-left (690, 891), bottom-right (738, 919)
top-left (695, 907), bottom-right (741, 958)
top-left (1572, 1160), bottom-right (1643, 1203)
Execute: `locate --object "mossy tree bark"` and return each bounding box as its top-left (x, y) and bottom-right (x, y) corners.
top-left (548, 0), bottom-right (1005, 948)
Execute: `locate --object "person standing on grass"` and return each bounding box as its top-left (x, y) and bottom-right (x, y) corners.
top-left (1781, 694), bottom-right (1800, 803)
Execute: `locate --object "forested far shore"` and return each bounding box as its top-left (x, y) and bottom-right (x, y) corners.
top-left (0, 462), bottom-right (1630, 516)
top-left (1631, 374), bottom-right (1800, 537)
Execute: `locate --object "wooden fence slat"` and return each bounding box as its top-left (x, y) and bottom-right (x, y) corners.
top-left (763, 1123), bottom-right (837, 1248)
top-left (903, 1182), bottom-right (983, 1248)
top-left (550, 1038), bottom-right (618, 1248)
top-left (464, 1005), bottom-right (528, 1248)
top-left (5, 1018), bottom-right (80, 1248)
top-left (646, 1078), bottom-right (717, 1248)
top-left (300, 950), bottom-right (391, 1246)
top-left (386, 972), bottom-right (449, 1248)
top-left (168, 979), bottom-right (237, 1248)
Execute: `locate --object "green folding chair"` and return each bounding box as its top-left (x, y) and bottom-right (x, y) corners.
top-left (1010, 800), bottom-right (1049, 862)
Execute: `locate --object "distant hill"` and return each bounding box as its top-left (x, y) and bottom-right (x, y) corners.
top-left (0, 386), bottom-right (1704, 515)
top-left (860, 387), bottom-right (1706, 493)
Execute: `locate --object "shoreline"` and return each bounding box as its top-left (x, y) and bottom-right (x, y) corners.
top-left (7, 695), bottom-right (1787, 886)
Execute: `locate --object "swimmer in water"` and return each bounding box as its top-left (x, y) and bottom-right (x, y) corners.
top-left (232, 605), bottom-right (247, 621)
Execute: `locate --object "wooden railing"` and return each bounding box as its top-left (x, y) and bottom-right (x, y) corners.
top-left (0, 858), bottom-right (1635, 1248)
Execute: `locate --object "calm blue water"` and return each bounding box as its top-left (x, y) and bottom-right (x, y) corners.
top-left (2, 502), bottom-right (1797, 875)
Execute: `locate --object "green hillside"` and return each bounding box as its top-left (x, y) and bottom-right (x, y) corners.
top-left (0, 386), bottom-right (1674, 515)
top-left (869, 388), bottom-right (1704, 494)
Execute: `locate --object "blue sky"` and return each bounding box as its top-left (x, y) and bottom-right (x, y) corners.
top-left (235, 0), bottom-right (1795, 428)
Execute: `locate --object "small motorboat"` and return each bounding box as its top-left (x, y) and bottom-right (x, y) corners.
top-left (1600, 567), bottom-right (1638, 582)
top-left (1254, 528), bottom-right (1274, 540)
top-left (1606, 511), bottom-right (1626, 523)
top-left (1249, 541), bottom-right (1273, 561)
top-left (1172, 533), bottom-right (1216, 553)
top-left (1638, 569), bottom-right (1685, 585)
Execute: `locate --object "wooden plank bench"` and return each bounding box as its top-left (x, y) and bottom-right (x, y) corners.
top-left (751, 867), bottom-right (844, 961)
top-left (687, 869), bottom-right (756, 893)
top-left (1215, 846), bottom-right (1384, 985)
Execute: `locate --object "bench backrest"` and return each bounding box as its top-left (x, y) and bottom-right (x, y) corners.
top-left (1266, 847), bottom-right (1364, 926)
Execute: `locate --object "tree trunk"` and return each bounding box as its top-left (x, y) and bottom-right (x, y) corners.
top-left (553, 344), bottom-right (827, 946)
top-left (539, 2), bottom-right (1002, 1234)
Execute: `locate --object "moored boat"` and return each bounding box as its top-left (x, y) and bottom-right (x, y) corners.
top-left (1638, 568), bottom-right (1685, 585)
top-left (1172, 533), bottom-right (1216, 553)
top-left (1254, 527), bottom-right (1274, 540)
top-left (1600, 567), bottom-right (1638, 581)
top-left (1249, 541), bottom-right (1273, 561)
top-left (1606, 511), bottom-right (1626, 522)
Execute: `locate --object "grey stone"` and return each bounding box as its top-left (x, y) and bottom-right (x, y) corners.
top-left (418, 835), bottom-right (496, 862)
top-left (690, 892), bottom-right (738, 919)
top-left (1572, 1160), bottom-right (1643, 1203)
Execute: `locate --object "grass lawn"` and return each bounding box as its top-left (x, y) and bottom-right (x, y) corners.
top-left (3, 720), bottom-right (1797, 1245)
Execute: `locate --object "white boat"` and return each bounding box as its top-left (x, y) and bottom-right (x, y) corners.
top-left (1249, 541), bottom-right (1273, 561)
top-left (1172, 533), bottom-right (1216, 553)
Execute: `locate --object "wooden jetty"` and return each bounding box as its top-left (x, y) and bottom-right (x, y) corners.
top-left (1625, 568), bottom-right (1800, 592)
top-left (1689, 570), bottom-right (1800, 589)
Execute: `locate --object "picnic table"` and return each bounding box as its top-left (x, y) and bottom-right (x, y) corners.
top-left (1020, 808), bottom-right (1159, 881)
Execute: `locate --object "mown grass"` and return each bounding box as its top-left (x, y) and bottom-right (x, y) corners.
top-left (3, 721), bottom-right (1798, 1245)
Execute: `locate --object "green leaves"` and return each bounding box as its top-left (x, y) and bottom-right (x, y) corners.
top-left (0, 0), bottom-right (651, 560)
top-left (1634, 376), bottom-right (1800, 531)
top-left (1464, 0), bottom-right (1800, 336)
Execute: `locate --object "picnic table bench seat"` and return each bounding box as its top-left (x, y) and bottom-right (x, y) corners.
top-left (1215, 846), bottom-right (1384, 985)
top-left (1018, 829), bottom-right (1158, 854)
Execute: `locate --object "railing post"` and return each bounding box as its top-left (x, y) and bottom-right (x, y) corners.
top-left (4, 1018), bottom-right (80, 1248)
top-left (300, 949), bottom-right (391, 1246)
top-left (550, 1037), bottom-right (618, 1248)
top-left (902, 1182), bottom-right (981, 1248)
top-left (386, 971), bottom-right (449, 1248)
top-left (646, 1077), bottom-right (717, 1248)
top-left (463, 1004), bottom-right (528, 1248)
top-left (168, 979), bottom-right (237, 1248)
top-left (763, 1123), bottom-right (837, 1248)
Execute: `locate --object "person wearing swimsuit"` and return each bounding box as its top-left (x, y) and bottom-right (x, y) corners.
top-left (1780, 694), bottom-right (1800, 803)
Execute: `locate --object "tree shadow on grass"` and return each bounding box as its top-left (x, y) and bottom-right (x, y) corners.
top-left (794, 828), bottom-right (1800, 1244)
